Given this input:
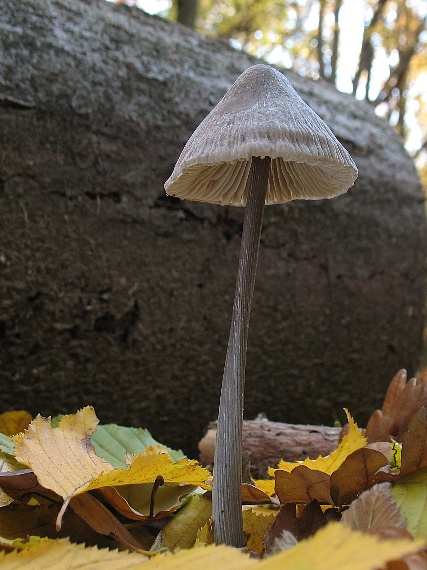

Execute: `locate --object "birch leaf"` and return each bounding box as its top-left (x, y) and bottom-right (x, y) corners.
top-left (242, 508), bottom-right (276, 556)
top-left (0, 538), bottom-right (147, 569)
top-left (13, 407), bottom-right (114, 511)
top-left (0, 412), bottom-right (32, 437)
top-left (90, 424), bottom-right (185, 468)
top-left (270, 411), bottom-right (366, 476)
top-left (0, 434), bottom-right (15, 456)
top-left (257, 522), bottom-right (423, 570)
top-left (12, 408), bottom-right (209, 529)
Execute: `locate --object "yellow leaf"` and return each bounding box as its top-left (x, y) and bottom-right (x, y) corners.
top-left (142, 544), bottom-right (257, 569)
top-left (13, 408), bottom-right (210, 528)
top-left (89, 448), bottom-right (211, 490)
top-left (0, 452), bottom-right (27, 507)
top-left (0, 411), bottom-right (32, 437)
top-left (246, 479), bottom-right (275, 498)
top-left (257, 522), bottom-right (423, 570)
top-left (13, 408), bottom-right (114, 519)
top-left (0, 538), bottom-right (147, 569)
top-left (160, 493), bottom-right (212, 550)
top-left (269, 411), bottom-right (366, 476)
top-left (195, 519), bottom-right (213, 546)
top-left (243, 508), bottom-right (276, 556)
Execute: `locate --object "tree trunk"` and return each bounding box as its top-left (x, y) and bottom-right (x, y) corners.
top-left (176, 0), bottom-right (198, 29)
top-left (0, 0), bottom-right (426, 459)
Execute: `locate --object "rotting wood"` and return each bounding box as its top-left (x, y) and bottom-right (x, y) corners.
top-left (199, 420), bottom-right (341, 477)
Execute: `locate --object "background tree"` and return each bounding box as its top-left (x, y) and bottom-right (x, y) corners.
top-left (145, 0), bottom-right (427, 188)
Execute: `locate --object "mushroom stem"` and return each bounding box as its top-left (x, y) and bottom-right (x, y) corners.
top-left (213, 155), bottom-right (271, 547)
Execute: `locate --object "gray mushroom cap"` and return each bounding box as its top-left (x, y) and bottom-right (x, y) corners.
top-left (164, 64), bottom-right (358, 207)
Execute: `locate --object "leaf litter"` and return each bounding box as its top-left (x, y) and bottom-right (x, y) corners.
top-left (0, 370), bottom-right (426, 567)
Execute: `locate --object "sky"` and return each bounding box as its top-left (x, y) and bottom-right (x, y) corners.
top-left (131, 0), bottom-right (426, 153)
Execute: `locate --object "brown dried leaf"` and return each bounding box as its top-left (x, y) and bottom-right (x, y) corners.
top-left (330, 447), bottom-right (389, 507)
top-left (275, 466), bottom-right (332, 505)
top-left (265, 500), bottom-right (337, 555)
top-left (365, 370), bottom-right (427, 443)
top-left (242, 483), bottom-right (273, 504)
top-left (69, 493), bottom-right (144, 551)
top-left (341, 483), bottom-right (406, 532)
top-left (400, 407), bottom-right (427, 476)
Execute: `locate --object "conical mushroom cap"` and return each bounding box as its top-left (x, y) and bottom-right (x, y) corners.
top-left (165, 64), bottom-right (358, 207)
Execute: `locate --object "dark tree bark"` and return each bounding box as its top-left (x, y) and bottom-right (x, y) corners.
top-left (352, 0), bottom-right (389, 96)
top-left (0, 0), bottom-right (426, 458)
top-left (176, 0), bottom-right (198, 29)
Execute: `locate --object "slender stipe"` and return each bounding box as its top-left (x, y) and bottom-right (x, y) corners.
top-left (212, 156), bottom-right (271, 546)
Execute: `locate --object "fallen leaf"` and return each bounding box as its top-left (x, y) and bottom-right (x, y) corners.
top-left (96, 482), bottom-right (196, 521)
top-left (0, 434), bottom-right (15, 456)
top-left (257, 522), bottom-right (423, 570)
top-left (365, 370), bottom-right (427, 443)
top-left (275, 466), bottom-right (333, 504)
top-left (141, 543), bottom-right (257, 569)
top-left (160, 493), bottom-right (212, 550)
top-left (89, 449), bottom-right (210, 491)
top-left (242, 507), bottom-right (276, 556)
top-left (242, 482), bottom-right (274, 503)
top-left (90, 423), bottom-right (185, 468)
top-left (13, 408), bottom-right (113, 502)
top-left (13, 408), bottom-right (210, 528)
top-left (69, 493), bottom-right (144, 551)
top-left (330, 447), bottom-right (389, 506)
top-left (0, 412), bottom-right (32, 437)
top-left (391, 467), bottom-right (427, 540)
top-left (400, 407), bottom-right (427, 476)
top-left (271, 411), bottom-right (366, 476)
top-left (341, 483), bottom-right (406, 532)
top-left (263, 501), bottom-right (334, 555)
top-left (0, 538), bottom-right (146, 569)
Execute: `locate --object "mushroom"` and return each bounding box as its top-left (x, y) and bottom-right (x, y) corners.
top-left (164, 64), bottom-right (358, 547)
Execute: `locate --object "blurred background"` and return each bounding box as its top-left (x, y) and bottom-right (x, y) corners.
top-left (115, 0), bottom-right (427, 191)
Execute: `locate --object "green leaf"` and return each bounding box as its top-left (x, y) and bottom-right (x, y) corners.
top-left (90, 424), bottom-right (185, 468)
top-left (391, 466), bottom-right (427, 539)
top-left (160, 493), bottom-right (212, 550)
top-left (0, 433), bottom-right (15, 456)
